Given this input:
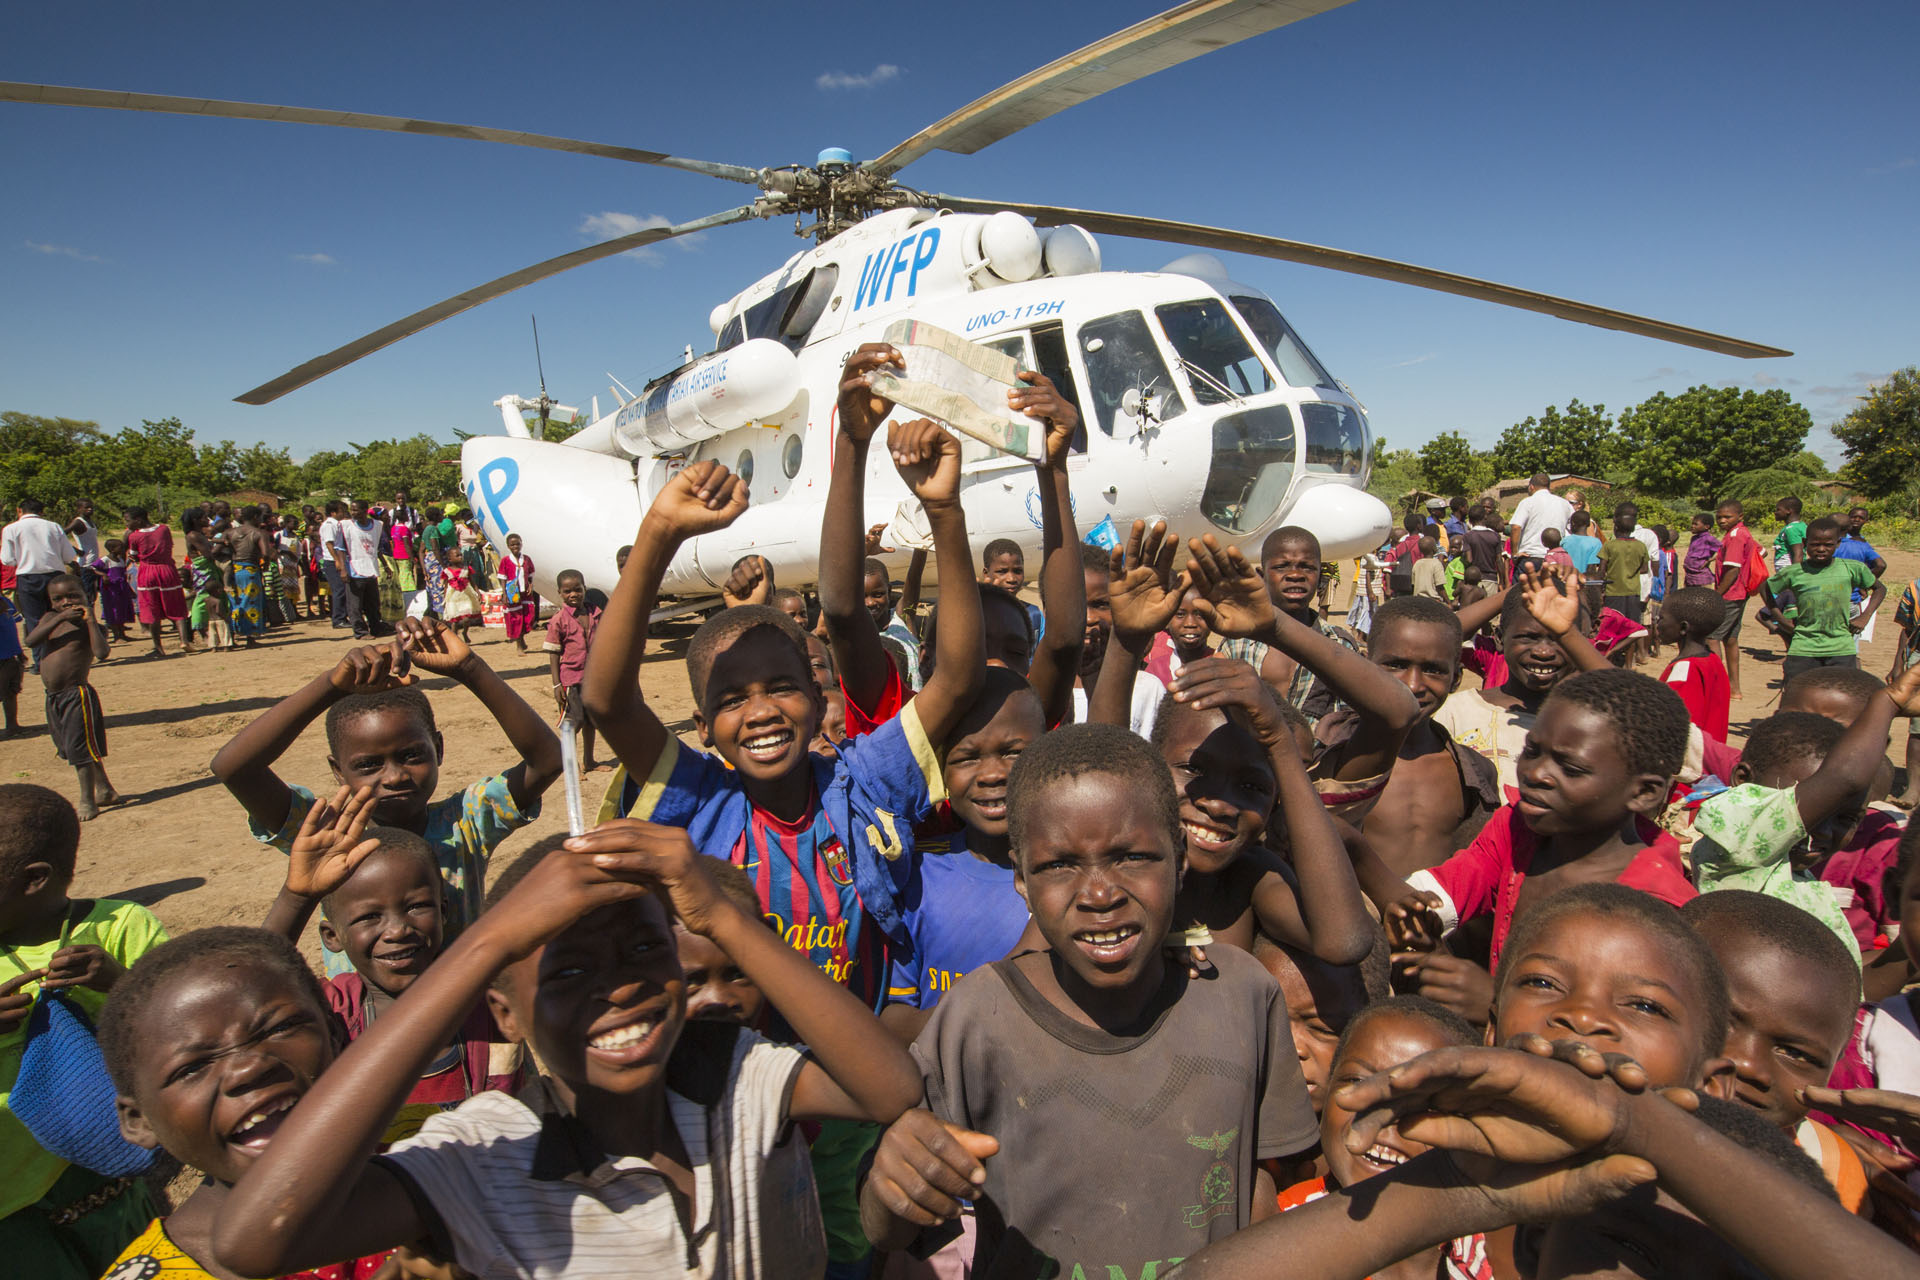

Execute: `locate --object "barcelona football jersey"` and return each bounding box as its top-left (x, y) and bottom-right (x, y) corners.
top-left (732, 802), bottom-right (886, 1012)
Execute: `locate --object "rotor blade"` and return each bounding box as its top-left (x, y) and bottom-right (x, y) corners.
top-left (868, 0), bottom-right (1354, 175)
top-left (236, 202), bottom-right (767, 405)
top-left (0, 81), bottom-right (764, 185)
top-left (932, 195), bottom-right (1791, 359)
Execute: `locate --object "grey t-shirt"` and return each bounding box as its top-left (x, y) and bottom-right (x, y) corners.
top-left (912, 947), bottom-right (1317, 1280)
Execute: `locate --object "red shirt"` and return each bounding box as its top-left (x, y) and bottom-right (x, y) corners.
top-left (840, 662), bottom-right (906, 739)
top-left (1413, 805), bottom-right (1697, 972)
top-left (1717, 523), bottom-right (1760, 601)
top-left (1660, 651), bottom-right (1731, 744)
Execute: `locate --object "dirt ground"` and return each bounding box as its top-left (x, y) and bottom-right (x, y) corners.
top-left (4, 549), bottom-right (1915, 955)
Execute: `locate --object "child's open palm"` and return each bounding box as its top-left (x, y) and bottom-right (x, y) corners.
top-left (649, 460), bottom-right (750, 541)
top-left (1186, 535), bottom-right (1276, 639)
top-left (889, 418), bottom-right (962, 508)
top-left (287, 785), bottom-right (383, 901)
top-left (1107, 519), bottom-right (1188, 645)
top-left (1518, 564), bottom-right (1580, 636)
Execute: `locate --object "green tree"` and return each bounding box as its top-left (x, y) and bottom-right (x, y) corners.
top-left (1490, 400), bottom-right (1618, 479)
top-left (1833, 367), bottom-right (1920, 500)
top-left (1617, 386), bottom-right (1810, 500)
top-left (233, 443), bottom-right (299, 498)
top-left (1417, 431), bottom-right (1478, 496)
top-left (0, 412), bottom-right (107, 512)
top-left (1778, 450), bottom-right (1833, 479)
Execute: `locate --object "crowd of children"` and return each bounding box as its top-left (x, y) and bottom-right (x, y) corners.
top-left (6, 362), bottom-right (1920, 1279)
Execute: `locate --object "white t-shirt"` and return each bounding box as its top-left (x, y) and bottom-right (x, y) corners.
top-left (381, 1028), bottom-right (821, 1280)
top-left (318, 517), bottom-right (341, 568)
top-left (0, 515), bottom-right (77, 574)
top-left (340, 519), bottom-right (382, 578)
top-left (1072, 668), bottom-right (1166, 739)
top-left (69, 517), bottom-right (99, 561)
top-left (1509, 489), bottom-right (1574, 557)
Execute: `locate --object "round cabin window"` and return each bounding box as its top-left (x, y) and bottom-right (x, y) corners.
top-left (782, 433), bottom-right (803, 479)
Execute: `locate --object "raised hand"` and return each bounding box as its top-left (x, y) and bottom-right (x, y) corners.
top-left (1186, 534), bottom-right (1276, 640)
top-left (327, 640), bottom-right (420, 695)
top-left (1106, 519), bottom-right (1188, 647)
top-left (566, 819), bottom-right (732, 938)
top-left (468, 843), bottom-right (658, 966)
top-left (889, 418), bottom-right (962, 509)
top-left (863, 523), bottom-right (896, 556)
top-left (644, 460), bottom-right (751, 543)
top-left (392, 616), bottom-right (475, 678)
top-left (721, 555), bottom-right (772, 608)
top-left (1517, 563), bottom-right (1580, 637)
top-left (1167, 655), bottom-right (1289, 747)
top-left (1391, 951), bottom-right (1493, 1024)
top-left (1009, 370), bottom-right (1079, 470)
top-left (285, 784), bottom-right (383, 901)
top-left (864, 1108), bottom-right (1000, 1228)
top-left (839, 344), bottom-right (905, 444)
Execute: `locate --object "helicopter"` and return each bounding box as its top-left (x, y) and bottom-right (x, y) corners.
top-left (3, 0), bottom-right (1789, 605)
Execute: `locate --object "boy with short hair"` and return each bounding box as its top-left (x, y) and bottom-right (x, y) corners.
top-left (1653, 584), bottom-right (1730, 742)
top-left (544, 567), bottom-right (604, 773)
top-left (1762, 514), bottom-right (1884, 683)
top-left (1411, 535), bottom-right (1448, 599)
top-left (1712, 499), bottom-right (1762, 699)
top-left (23, 573), bottom-right (117, 819)
top-left (981, 536), bottom-right (1046, 642)
top-left (859, 724), bottom-right (1319, 1276)
top-left (209, 820), bottom-right (925, 1279)
top-left (0, 784), bottom-right (167, 1278)
top-left (1386, 668), bottom-right (1698, 977)
top-left (1681, 890), bottom-right (1869, 1210)
top-left (1216, 525), bottom-right (1364, 725)
top-left (1600, 512), bottom-right (1650, 627)
top-left (212, 616), bottom-right (561, 976)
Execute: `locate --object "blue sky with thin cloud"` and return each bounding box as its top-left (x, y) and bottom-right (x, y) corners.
top-left (3, 1), bottom-right (1913, 464)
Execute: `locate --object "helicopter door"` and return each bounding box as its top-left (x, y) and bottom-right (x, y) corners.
top-left (1075, 311), bottom-right (1187, 439)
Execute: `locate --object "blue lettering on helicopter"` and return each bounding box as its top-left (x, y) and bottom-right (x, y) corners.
top-left (853, 226), bottom-right (942, 311)
top-left (963, 299), bottom-right (1064, 333)
top-left (466, 457), bottom-right (520, 538)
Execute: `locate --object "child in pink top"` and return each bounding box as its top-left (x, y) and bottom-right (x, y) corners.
top-left (543, 568), bottom-right (603, 772)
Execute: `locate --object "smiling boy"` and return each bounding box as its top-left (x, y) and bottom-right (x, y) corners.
top-left (860, 723), bottom-right (1318, 1278)
top-left (208, 821), bottom-right (922, 1280)
top-left (213, 617), bottom-right (560, 976)
top-left (1216, 526), bottom-right (1362, 725)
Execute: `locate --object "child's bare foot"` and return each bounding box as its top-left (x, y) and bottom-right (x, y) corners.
top-left (96, 786), bottom-right (123, 807)
top-left (77, 795), bottom-right (99, 821)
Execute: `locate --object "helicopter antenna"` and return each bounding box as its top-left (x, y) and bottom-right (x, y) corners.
top-left (530, 314), bottom-right (551, 440)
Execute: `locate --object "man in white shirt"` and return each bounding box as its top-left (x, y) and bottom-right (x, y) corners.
top-left (1507, 472), bottom-right (1573, 578)
top-left (337, 498), bottom-right (388, 637)
top-left (317, 500), bottom-right (349, 629)
top-left (1, 498), bottom-right (79, 665)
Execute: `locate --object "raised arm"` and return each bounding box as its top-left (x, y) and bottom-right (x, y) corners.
top-left (1517, 565), bottom-right (1609, 673)
top-left (571, 820), bottom-right (922, 1122)
top-left (1186, 535), bottom-right (1418, 780)
top-left (820, 345), bottom-right (906, 716)
top-left (580, 460), bottom-right (749, 779)
top-left (889, 418), bottom-right (984, 743)
top-left (211, 641), bottom-right (418, 835)
top-left (1091, 520), bottom-right (1186, 727)
top-left (261, 786), bottom-right (381, 942)
top-left (1018, 372), bottom-right (1086, 729)
top-left (1454, 581), bottom-right (1514, 638)
top-left (396, 618), bottom-right (561, 809)
top-left (1796, 669), bottom-right (1916, 830)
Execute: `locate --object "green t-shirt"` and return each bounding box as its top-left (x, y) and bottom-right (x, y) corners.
top-left (1, 898), bottom-right (169, 1217)
top-left (1773, 520), bottom-right (1807, 569)
top-left (1768, 559), bottom-right (1877, 656)
top-left (1601, 538), bottom-right (1649, 596)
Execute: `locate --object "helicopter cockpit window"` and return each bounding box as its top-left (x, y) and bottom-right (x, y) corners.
top-left (1155, 300), bottom-right (1274, 404)
top-left (1077, 311), bottom-right (1186, 437)
top-left (1228, 296), bottom-right (1336, 391)
top-left (1299, 402), bottom-right (1366, 475)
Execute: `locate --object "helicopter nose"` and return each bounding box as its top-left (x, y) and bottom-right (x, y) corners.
top-left (1274, 485), bottom-right (1393, 561)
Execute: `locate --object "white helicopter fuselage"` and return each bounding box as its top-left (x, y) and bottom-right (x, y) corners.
top-left (460, 206), bottom-right (1392, 602)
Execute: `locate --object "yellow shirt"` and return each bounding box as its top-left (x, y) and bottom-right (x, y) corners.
top-left (1, 899), bottom-right (168, 1218)
top-left (100, 1217), bottom-right (221, 1278)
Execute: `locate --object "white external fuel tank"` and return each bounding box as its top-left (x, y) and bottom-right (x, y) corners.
top-left (613, 339), bottom-right (801, 455)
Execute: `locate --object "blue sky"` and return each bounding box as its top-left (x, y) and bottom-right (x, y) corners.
top-left (4, 0), bottom-right (1914, 465)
